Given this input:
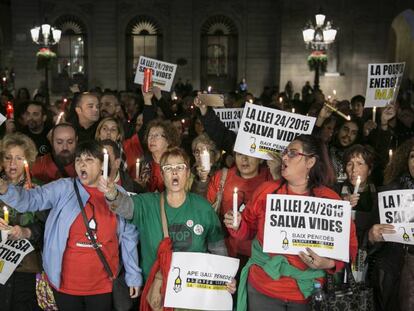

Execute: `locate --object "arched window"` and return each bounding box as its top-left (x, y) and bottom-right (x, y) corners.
top-left (390, 10), bottom-right (414, 81)
top-left (52, 15), bottom-right (87, 93)
top-left (126, 16), bottom-right (163, 90)
top-left (201, 15), bottom-right (238, 92)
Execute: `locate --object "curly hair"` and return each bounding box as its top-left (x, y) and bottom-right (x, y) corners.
top-left (145, 119), bottom-right (181, 148)
top-left (0, 133), bottom-right (38, 165)
top-left (384, 138), bottom-right (414, 185)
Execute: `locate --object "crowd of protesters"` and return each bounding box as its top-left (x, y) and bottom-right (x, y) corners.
top-left (0, 77), bottom-right (413, 311)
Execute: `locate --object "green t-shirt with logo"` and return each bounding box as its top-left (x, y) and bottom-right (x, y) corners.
top-left (131, 192), bottom-right (224, 280)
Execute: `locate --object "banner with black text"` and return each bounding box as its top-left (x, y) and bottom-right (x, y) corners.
top-left (365, 62), bottom-right (405, 108)
top-left (0, 237), bottom-right (34, 284)
top-left (164, 252), bottom-right (239, 310)
top-left (263, 195), bottom-right (351, 262)
top-left (213, 108), bottom-right (243, 133)
top-left (378, 189), bottom-right (414, 244)
top-left (234, 103), bottom-right (316, 160)
top-left (134, 56), bottom-right (177, 91)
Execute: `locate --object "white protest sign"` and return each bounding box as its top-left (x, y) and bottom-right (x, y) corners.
top-left (0, 238), bottom-right (34, 284)
top-left (134, 56), bottom-right (177, 91)
top-left (213, 108), bottom-right (243, 133)
top-left (0, 113), bottom-right (6, 126)
top-left (365, 62), bottom-right (405, 108)
top-left (378, 189), bottom-right (414, 244)
top-left (234, 104), bottom-right (316, 160)
top-left (263, 195), bottom-right (351, 262)
top-left (164, 252), bottom-right (239, 311)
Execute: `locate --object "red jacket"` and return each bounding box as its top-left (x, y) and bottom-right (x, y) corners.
top-left (140, 238), bottom-right (173, 311)
top-left (31, 153), bottom-right (76, 183)
top-left (123, 133), bottom-right (144, 180)
top-left (207, 166), bottom-right (272, 257)
top-left (229, 180), bottom-right (358, 303)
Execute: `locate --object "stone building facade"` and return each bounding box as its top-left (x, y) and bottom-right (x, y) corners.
top-left (0, 0), bottom-right (413, 99)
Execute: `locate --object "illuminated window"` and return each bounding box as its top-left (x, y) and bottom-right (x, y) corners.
top-left (126, 16), bottom-right (162, 90)
top-left (53, 16), bottom-right (87, 92)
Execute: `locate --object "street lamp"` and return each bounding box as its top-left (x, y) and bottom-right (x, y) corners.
top-left (302, 11), bottom-right (337, 90)
top-left (30, 23), bottom-right (61, 105)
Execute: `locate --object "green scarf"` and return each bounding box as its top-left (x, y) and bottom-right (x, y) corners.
top-left (237, 239), bottom-right (326, 311)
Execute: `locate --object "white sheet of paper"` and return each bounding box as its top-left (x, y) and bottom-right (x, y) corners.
top-left (263, 194), bottom-right (351, 262)
top-left (164, 252), bottom-right (239, 310)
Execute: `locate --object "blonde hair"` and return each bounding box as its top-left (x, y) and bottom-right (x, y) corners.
top-left (0, 133), bottom-right (38, 165)
top-left (95, 117), bottom-right (124, 142)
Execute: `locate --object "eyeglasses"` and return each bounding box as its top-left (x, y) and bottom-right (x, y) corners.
top-left (161, 163), bottom-right (187, 173)
top-left (281, 149), bottom-right (314, 159)
top-left (148, 133), bottom-right (166, 140)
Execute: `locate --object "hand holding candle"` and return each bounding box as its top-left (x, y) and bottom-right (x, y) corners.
top-left (3, 206), bottom-right (9, 224)
top-left (23, 160), bottom-right (32, 189)
top-left (56, 112), bottom-right (64, 125)
top-left (103, 148), bottom-right (109, 179)
top-left (200, 149), bottom-right (211, 172)
top-left (353, 176), bottom-right (361, 194)
top-left (6, 101), bottom-right (14, 119)
top-left (135, 158), bottom-right (140, 180)
top-left (233, 188), bottom-right (238, 227)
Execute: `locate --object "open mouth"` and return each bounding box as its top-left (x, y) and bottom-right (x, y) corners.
top-left (172, 177), bottom-right (179, 186)
top-left (80, 170), bottom-right (88, 179)
top-left (8, 168), bottom-right (17, 175)
top-left (281, 163), bottom-right (287, 170)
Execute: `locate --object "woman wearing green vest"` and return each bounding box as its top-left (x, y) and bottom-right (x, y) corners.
top-left (223, 135), bottom-right (358, 311)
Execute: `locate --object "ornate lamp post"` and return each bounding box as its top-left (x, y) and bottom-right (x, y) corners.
top-left (302, 11), bottom-right (337, 90)
top-left (30, 23), bottom-right (61, 105)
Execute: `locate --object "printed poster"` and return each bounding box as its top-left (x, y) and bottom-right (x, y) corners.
top-left (0, 237), bottom-right (34, 284)
top-left (365, 62), bottom-right (405, 108)
top-left (164, 252), bottom-right (239, 310)
top-left (234, 103), bottom-right (316, 160)
top-left (263, 195), bottom-right (351, 262)
top-left (134, 56), bottom-right (177, 92)
top-left (213, 108), bottom-right (243, 133)
top-left (378, 189), bottom-right (414, 244)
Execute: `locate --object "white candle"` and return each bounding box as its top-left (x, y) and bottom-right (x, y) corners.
top-left (389, 149), bottom-right (393, 162)
top-left (56, 112), bottom-right (64, 125)
top-left (135, 158), bottom-right (140, 180)
top-left (207, 86), bottom-right (212, 93)
top-left (292, 108), bottom-right (295, 113)
top-left (3, 206), bottom-right (9, 224)
top-left (103, 148), bottom-right (109, 179)
top-left (233, 188), bottom-right (238, 227)
top-left (353, 176), bottom-right (361, 194)
top-left (372, 107), bottom-right (376, 122)
top-left (333, 89), bottom-right (337, 96)
top-left (200, 149), bottom-right (211, 172)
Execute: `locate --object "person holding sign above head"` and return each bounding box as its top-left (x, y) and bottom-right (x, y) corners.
top-left (367, 138), bottom-right (414, 311)
top-left (0, 140), bottom-right (142, 311)
top-left (98, 147), bottom-right (237, 310)
top-left (0, 133), bottom-right (46, 311)
top-left (224, 134), bottom-right (357, 311)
